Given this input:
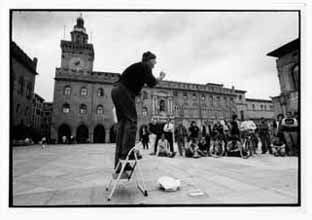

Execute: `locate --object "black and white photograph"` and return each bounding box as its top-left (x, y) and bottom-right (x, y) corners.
top-left (8, 8), bottom-right (301, 207)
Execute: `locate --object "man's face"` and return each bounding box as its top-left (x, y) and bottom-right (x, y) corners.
top-left (147, 59), bottom-right (156, 69)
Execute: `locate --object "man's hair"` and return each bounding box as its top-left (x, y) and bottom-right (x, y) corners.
top-left (142, 51), bottom-right (156, 62)
top-left (232, 114), bottom-right (238, 120)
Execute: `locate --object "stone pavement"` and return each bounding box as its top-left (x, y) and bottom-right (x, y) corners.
top-left (12, 144), bottom-right (298, 206)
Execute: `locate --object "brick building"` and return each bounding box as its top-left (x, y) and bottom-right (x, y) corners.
top-left (267, 39), bottom-right (299, 117)
top-left (11, 41), bottom-right (38, 140)
top-left (51, 16), bottom-right (273, 144)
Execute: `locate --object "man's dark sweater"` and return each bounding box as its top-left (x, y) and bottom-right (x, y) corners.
top-left (119, 62), bottom-right (157, 95)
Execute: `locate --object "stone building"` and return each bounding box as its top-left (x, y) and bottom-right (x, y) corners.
top-left (32, 93), bottom-right (45, 131)
top-left (51, 16), bottom-right (273, 144)
top-left (11, 41), bottom-right (38, 140)
top-left (267, 39), bottom-right (299, 117)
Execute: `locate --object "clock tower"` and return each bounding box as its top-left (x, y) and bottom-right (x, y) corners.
top-left (60, 15), bottom-right (94, 74)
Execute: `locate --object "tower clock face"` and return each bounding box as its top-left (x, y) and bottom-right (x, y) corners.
top-left (69, 57), bottom-right (85, 71)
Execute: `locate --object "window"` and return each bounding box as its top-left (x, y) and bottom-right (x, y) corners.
top-left (64, 86), bottom-right (71, 95)
top-left (18, 77), bottom-right (24, 95)
top-left (97, 88), bottom-right (104, 97)
top-left (173, 91), bottom-right (178, 96)
top-left (260, 104), bottom-right (263, 110)
top-left (159, 100), bottom-right (165, 112)
top-left (239, 95), bottom-right (242, 100)
top-left (62, 103), bottom-right (70, 113)
top-left (26, 83), bottom-right (32, 99)
top-left (79, 104), bottom-right (87, 114)
top-left (252, 104), bottom-right (255, 110)
top-left (264, 105), bottom-right (267, 110)
top-left (96, 105), bottom-right (104, 114)
top-left (142, 106), bottom-right (148, 116)
top-left (183, 92), bottom-right (187, 99)
top-left (193, 93), bottom-right (197, 99)
top-left (80, 87), bottom-right (88, 96)
top-left (201, 94), bottom-right (205, 101)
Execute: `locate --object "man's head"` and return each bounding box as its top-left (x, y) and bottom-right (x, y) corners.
top-left (277, 113), bottom-right (284, 121)
top-left (142, 51), bottom-right (156, 69)
top-left (232, 114), bottom-right (238, 121)
top-left (191, 121), bottom-right (196, 127)
top-left (151, 117), bottom-right (157, 124)
top-left (261, 117), bottom-right (265, 123)
top-left (161, 133), bottom-right (165, 140)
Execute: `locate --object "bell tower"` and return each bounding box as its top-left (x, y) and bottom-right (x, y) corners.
top-left (59, 14), bottom-right (94, 73)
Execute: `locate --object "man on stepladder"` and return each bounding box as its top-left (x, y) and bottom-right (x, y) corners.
top-left (111, 51), bottom-right (166, 173)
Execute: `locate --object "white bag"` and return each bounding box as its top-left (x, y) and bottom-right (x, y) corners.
top-left (157, 176), bottom-right (181, 192)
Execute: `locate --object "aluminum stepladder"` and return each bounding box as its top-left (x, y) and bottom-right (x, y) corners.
top-left (105, 143), bottom-right (148, 201)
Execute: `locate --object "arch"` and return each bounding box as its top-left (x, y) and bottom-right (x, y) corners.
top-left (76, 124), bottom-right (89, 143)
top-left (93, 124), bottom-right (105, 143)
top-left (58, 124), bottom-right (71, 144)
top-left (159, 99), bottom-right (166, 112)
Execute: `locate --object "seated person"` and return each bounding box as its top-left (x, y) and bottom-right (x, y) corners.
top-left (198, 137), bottom-right (209, 153)
top-left (271, 136), bottom-right (286, 157)
top-left (185, 139), bottom-right (207, 158)
top-left (156, 133), bottom-right (176, 158)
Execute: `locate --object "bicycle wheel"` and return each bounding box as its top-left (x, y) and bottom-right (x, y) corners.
top-left (240, 140), bottom-right (251, 159)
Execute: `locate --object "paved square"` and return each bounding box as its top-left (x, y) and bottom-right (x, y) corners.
top-left (12, 144), bottom-right (298, 206)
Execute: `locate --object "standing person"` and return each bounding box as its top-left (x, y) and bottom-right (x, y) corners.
top-left (111, 51), bottom-right (166, 170)
top-left (41, 137), bottom-right (47, 149)
top-left (273, 114), bottom-right (284, 138)
top-left (174, 123), bottom-right (187, 156)
top-left (258, 117), bottom-right (272, 154)
top-left (163, 118), bottom-right (174, 153)
top-left (188, 121), bottom-right (200, 144)
top-left (280, 112), bottom-right (299, 156)
top-left (148, 117), bottom-right (164, 155)
top-left (139, 124), bottom-right (149, 150)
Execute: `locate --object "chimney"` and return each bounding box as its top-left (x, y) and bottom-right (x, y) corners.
top-left (33, 57), bottom-right (38, 71)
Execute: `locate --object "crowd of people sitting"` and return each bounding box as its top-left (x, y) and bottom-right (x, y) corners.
top-left (139, 112), bottom-right (299, 159)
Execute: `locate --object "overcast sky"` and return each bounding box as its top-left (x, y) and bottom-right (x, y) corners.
top-left (12, 11), bottom-right (298, 102)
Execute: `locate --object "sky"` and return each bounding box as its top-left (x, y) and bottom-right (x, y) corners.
top-left (12, 11), bottom-right (298, 102)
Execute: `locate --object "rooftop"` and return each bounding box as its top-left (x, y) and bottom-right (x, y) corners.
top-left (267, 38), bottom-right (299, 58)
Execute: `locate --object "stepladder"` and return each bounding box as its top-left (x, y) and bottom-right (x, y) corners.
top-left (105, 143), bottom-right (148, 201)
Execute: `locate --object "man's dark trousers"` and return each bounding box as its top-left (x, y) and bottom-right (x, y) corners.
top-left (111, 83), bottom-right (137, 168)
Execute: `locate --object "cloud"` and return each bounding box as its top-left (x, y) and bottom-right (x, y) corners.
top-left (12, 11), bottom-right (298, 101)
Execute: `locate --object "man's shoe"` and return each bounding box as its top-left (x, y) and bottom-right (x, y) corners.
top-left (170, 152), bottom-right (176, 158)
